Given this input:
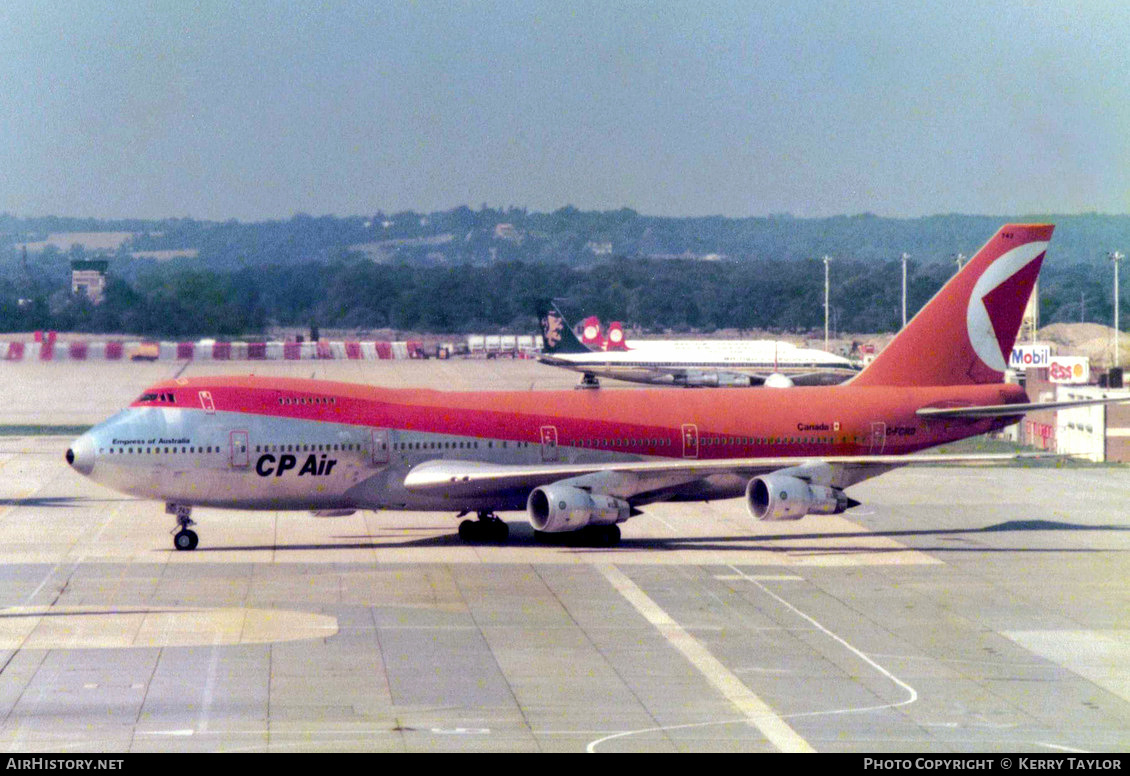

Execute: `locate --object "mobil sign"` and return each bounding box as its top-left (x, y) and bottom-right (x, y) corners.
top-left (1048, 356), bottom-right (1090, 385)
top-left (1009, 344), bottom-right (1050, 371)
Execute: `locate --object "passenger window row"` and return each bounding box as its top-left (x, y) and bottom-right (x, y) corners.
top-left (277, 396), bottom-right (338, 406)
top-left (255, 443), bottom-right (358, 452)
top-left (577, 438), bottom-right (672, 448)
top-left (568, 435), bottom-right (865, 448)
top-left (396, 440), bottom-right (478, 450)
top-left (103, 445), bottom-right (217, 455)
top-left (100, 443), bottom-right (364, 456)
top-left (392, 440), bottom-right (533, 451)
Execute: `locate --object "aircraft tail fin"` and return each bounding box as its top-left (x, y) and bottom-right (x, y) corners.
top-left (536, 301), bottom-right (592, 354)
top-left (580, 316), bottom-right (605, 349)
top-left (851, 224), bottom-right (1053, 387)
top-left (606, 321), bottom-right (628, 351)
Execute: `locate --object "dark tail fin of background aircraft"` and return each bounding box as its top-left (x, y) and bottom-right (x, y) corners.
top-left (851, 223), bottom-right (1054, 387)
top-left (536, 301), bottom-right (593, 354)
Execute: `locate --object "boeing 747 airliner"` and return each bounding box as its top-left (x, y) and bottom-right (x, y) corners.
top-left (70, 224), bottom-right (1100, 551)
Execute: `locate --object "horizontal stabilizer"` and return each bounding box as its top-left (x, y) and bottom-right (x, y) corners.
top-left (917, 396), bottom-right (1130, 420)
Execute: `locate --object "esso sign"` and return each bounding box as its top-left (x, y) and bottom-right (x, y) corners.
top-left (1009, 344), bottom-right (1050, 370)
top-left (1048, 356), bottom-right (1090, 384)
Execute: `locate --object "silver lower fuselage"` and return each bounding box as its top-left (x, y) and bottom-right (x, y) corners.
top-left (70, 406), bottom-right (701, 513)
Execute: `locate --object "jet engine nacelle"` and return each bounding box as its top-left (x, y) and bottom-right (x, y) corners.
top-left (680, 370), bottom-right (752, 387)
top-left (746, 474), bottom-right (850, 521)
top-left (527, 484), bottom-right (631, 533)
top-left (762, 372), bottom-right (795, 388)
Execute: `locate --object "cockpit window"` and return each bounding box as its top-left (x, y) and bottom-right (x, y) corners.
top-left (136, 392), bottom-right (177, 403)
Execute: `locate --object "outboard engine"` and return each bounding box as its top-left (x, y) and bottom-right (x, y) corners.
top-left (527, 484), bottom-right (631, 533)
top-left (746, 474), bottom-right (851, 521)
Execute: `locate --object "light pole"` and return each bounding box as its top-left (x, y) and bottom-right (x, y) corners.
top-left (1111, 251), bottom-right (1124, 368)
top-left (954, 253), bottom-right (967, 273)
top-left (823, 255), bottom-right (831, 351)
top-left (901, 253), bottom-right (910, 328)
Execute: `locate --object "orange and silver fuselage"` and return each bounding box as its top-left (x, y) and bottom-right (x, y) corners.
top-left (67, 375), bottom-right (1026, 512)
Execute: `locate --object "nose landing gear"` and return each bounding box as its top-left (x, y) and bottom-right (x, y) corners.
top-left (166, 503), bottom-right (198, 551)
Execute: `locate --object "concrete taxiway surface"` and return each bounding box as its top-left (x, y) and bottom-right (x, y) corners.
top-left (0, 358), bottom-right (1127, 752)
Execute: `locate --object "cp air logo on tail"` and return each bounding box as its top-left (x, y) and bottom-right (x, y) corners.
top-left (852, 224), bottom-right (1054, 388)
top-left (966, 238), bottom-right (1048, 372)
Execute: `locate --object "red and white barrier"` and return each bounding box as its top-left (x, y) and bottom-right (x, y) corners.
top-left (0, 340), bottom-right (430, 362)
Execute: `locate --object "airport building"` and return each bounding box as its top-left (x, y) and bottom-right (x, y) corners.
top-left (1019, 368), bottom-right (1130, 462)
top-left (70, 259), bottom-right (109, 304)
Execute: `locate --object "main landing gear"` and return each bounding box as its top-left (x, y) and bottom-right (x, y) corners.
top-left (457, 511), bottom-right (509, 544)
top-left (166, 503), bottom-right (198, 551)
top-left (575, 373), bottom-right (600, 390)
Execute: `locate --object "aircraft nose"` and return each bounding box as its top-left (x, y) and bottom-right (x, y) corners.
top-left (66, 434), bottom-right (95, 476)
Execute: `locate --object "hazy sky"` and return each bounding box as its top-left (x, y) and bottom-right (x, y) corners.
top-left (2, 1), bottom-right (1128, 221)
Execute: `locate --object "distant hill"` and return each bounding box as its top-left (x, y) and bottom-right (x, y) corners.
top-left (0, 209), bottom-right (1126, 337)
top-left (3, 210), bottom-right (1128, 269)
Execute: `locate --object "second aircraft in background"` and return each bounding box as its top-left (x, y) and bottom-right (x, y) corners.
top-left (536, 302), bottom-right (860, 388)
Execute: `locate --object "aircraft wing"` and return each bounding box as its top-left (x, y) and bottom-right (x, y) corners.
top-left (402, 452), bottom-right (1039, 502)
top-left (536, 359), bottom-right (767, 387)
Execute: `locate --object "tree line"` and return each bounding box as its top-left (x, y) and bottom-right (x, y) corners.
top-left (0, 249), bottom-right (1119, 338)
top-left (0, 209), bottom-right (1127, 337)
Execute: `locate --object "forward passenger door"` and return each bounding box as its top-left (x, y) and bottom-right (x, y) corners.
top-left (682, 424), bottom-right (699, 459)
top-left (540, 426), bottom-right (559, 462)
top-left (371, 428), bottom-right (390, 465)
top-left (230, 430), bottom-right (250, 468)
